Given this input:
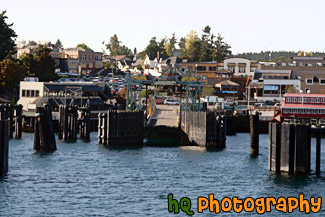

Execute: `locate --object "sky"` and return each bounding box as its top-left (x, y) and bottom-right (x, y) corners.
top-left (2, 0), bottom-right (325, 54)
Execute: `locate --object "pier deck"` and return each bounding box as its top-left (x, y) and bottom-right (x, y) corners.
top-left (151, 105), bottom-right (179, 127)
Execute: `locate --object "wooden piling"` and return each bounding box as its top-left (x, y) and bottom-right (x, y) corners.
top-left (250, 114), bottom-right (259, 156)
top-left (0, 119), bottom-right (9, 176)
top-left (268, 122), bottom-right (281, 172)
top-left (14, 104), bottom-right (22, 139)
top-left (8, 104), bottom-right (14, 138)
top-left (295, 125), bottom-right (311, 174)
top-left (280, 124), bottom-right (295, 174)
top-left (316, 132), bottom-right (321, 175)
top-left (33, 105), bottom-right (56, 152)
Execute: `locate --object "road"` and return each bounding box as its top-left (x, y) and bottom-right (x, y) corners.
top-left (151, 104), bottom-right (179, 127)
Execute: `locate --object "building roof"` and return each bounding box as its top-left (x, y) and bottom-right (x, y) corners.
top-left (113, 55), bottom-right (127, 61)
top-left (133, 58), bottom-right (144, 66)
top-left (215, 80), bottom-right (240, 86)
top-left (284, 93), bottom-right (325, 98)
top-left (44, 83), bottom-right (103, 92)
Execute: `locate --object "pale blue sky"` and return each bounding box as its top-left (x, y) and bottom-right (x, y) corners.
top-left (2, 0), bottom-right (325, 54)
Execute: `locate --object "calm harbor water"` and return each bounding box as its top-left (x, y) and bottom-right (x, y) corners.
top-left (0, 133), bottom-right (324, 216)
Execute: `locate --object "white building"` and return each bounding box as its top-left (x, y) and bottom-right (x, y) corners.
top-left (223, 58), bottom-right (259, 77)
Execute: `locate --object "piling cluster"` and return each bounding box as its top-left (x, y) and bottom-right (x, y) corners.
top-left (58, 105), bottom-right (91, 142)
top-left (0, 104), bottom-right (23, 176)
top-left (181, 111), bottom-right (226, 148)
top-left (98, 110), bottom-right (144, 146)
top-left (34, 105), bottom-right (57, 152)
top-left (268, 122), bottom-right (314, 174)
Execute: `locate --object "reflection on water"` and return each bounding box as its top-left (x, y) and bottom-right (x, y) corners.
top-left (0, 132), bottom-right (324, 216)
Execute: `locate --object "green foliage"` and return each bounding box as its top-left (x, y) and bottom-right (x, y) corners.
top-left (233, 51), bottom-right (325, 62)
top-left (0, 58), bottom-right (25, 93)
top-left (0, 11), bottom-right (17, 61)
top-left (106, 34), bottom-right (133, 57)
top-left (55, 39), bottom-right (63, 49)
top-left (180, 27), bottom-right (231, 62)
top-left (145, 37), bottom-right (167, 57)
top-left (202, 86), bottom-right (216, 96)
top-left (212, 33), bottom-right (232, 62)
top-left (136, 65), bottom-right (142, 71)
top-left (286, 85), bottom-right (297, 93)
top-left (76, 43), bottom-right (93, 51)
top-left (20, 45), bottom-right (57, 82)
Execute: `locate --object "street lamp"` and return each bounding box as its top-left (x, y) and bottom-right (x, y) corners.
top-left (195, 64), bottom-right (198, 78)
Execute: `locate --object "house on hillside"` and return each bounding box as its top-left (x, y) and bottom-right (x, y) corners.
top-left (112, 55), bottom-right (133, 71)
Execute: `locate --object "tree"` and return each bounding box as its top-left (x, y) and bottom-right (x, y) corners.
top-left (28, 40), bottom-right (37, 46)
top-left (55, 39), bottom-right (63, 49)
top-left (201, 86), bottom-right (216, 96)
top-left (0, 11), bottom-right (17, 61)
top-left (105, 34), bottom-right (132, 57)
top-left (0, 59), bottom-right (24, 93)
top-left (199, 26), bottom-right (214, 62)
top-left (212, 33), bottom-right (232, 62)
top-left (164, 33), bottom-right (177, 56)
top-left (181, 30), bottom-right (201, 61)
top-left (76, 43), bottom-right (93, 51)
top-left (20, 45), bottom-right (57, 82)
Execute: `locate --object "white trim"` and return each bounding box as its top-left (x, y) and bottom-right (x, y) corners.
top-left (306, 78), bottom-right (313, 85)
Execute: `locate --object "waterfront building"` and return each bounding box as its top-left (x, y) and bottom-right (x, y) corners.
top-left (17, 79), bottom-right (108, 119)
top-left (251, 69), bottom-right (301, 101)
top-left (281, 93), bottom-right (325, 118)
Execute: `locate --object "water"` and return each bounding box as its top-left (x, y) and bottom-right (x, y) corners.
top-left (0, 133), bottom-right (325, 216)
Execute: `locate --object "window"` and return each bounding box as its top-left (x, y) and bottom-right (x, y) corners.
top-left (287, 97), bottom-right (291, 102)
top-left (22, 90), bottom-right (26, 97)
top-left (283, 109), bottom-right (288, 114)
top-left (301, 109), bottom-right (305, 114)
top-left (306, 79), bottom-right (313, 85)
top-left (312, 109), bottom-right (317, 114)
top-left (197, 66), bottom-right (206, 71)
top-left (322, 98), bottom-right (325, 103)
top-left (320, 79), bottom-right (325, 85)
top-left (320, 110), bottom-right (324, 114)
top-left (208, 66), bottom-right (216, 71)
top-left (305, 109), bottom-right (308, 114)
top-left (36, 90), bottom-right (39, 97)
top-left (89, 55), bottom-right (93, 60)
top-left (316, 98), bottom-right (320, 103)
top-left (228, 67), bottom-right (235, 73)
top-left (298, 98), bottom-right (302, 103)
top-left (26, 90), bottom-right (30, 97)
top-left (31, 90), bottom-right (35, 97)
top-left (305, 88), bottom-right (311, 93)
top-left (304, 98), bottom-right (309, 103)
top-left (297, 109), bottom-right (301, 114)
top-left (310, 98), bottom-right (314, 103)
top-left (307, 109), bottom-right (311, 114)
top-left (239, 67), bottom-right (246, 73)
top-left (293, 98), bottom-right (297, 103)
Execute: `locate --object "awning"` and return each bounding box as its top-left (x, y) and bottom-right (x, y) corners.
top-left (264, 85), bottom-right (278, 91)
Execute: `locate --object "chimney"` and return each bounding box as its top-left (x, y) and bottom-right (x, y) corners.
top-left (157, 51), bottom-right (160, 63)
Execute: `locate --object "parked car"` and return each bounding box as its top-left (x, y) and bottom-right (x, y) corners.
top-left (254, 103), bottom-right (266, 107)
top-left (225, 99), bottom-right (237, 106)
top-left (164, 99), bottom-right (179, 105)
top-left (274, 103), bottom-right (282, 107)
top-left (155, 97), bottom-right (166, 104)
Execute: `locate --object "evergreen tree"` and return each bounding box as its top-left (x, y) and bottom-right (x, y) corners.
top-left (55, 39), bottom-right (63, 49)
top-left (0, 11), bottom-right (17, 61)
top-left (106, 34), bottom-right (132, 57)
